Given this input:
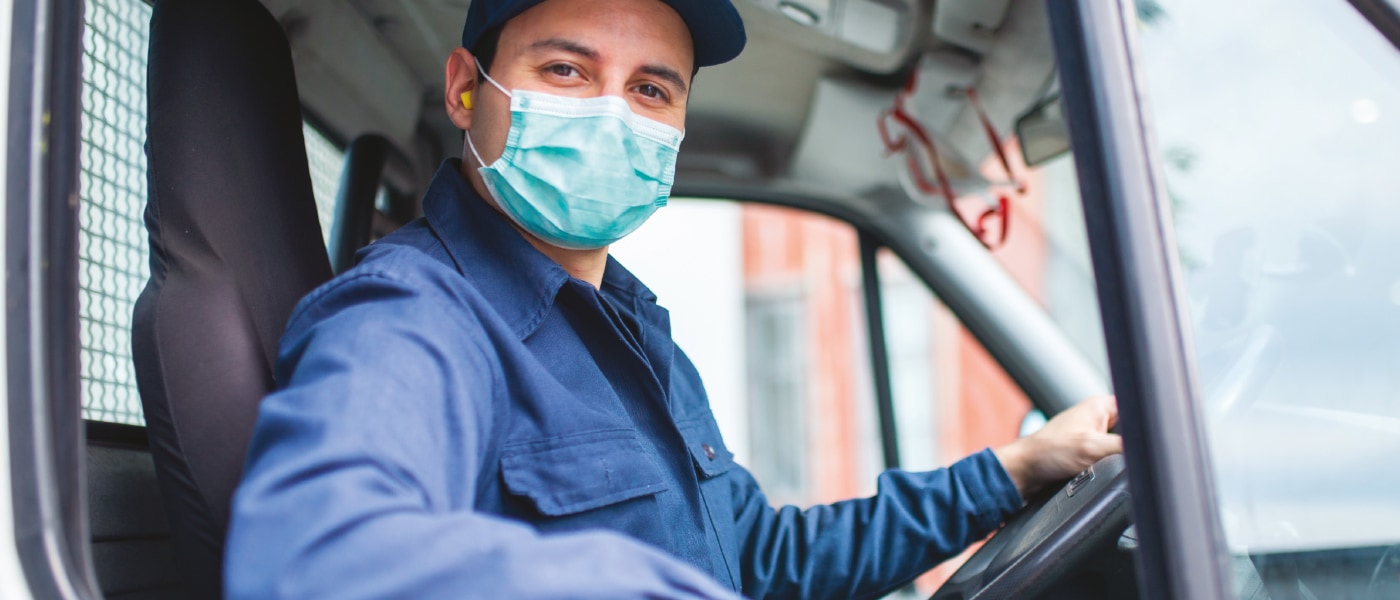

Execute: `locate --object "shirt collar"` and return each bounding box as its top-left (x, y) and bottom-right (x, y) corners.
top-left (422, 159), bottom-right (659, 337)
top-left (601, 254), bottom-right (658, 304)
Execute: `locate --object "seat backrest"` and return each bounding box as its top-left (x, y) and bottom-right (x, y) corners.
top-left (132, 0), bottom-right (333, 596)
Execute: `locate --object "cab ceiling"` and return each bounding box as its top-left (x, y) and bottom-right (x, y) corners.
top-left (258, 0), bottom-right (1057, 193)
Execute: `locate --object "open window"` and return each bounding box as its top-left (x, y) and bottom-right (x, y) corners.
top-left (614, 198), bottom-right (1055, 595)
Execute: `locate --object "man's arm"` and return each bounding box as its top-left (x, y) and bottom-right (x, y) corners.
top-left (728, 449), bottom-right (1022, 600)
top-left (729, 398), bottom-right (1121, 600)
top-left (224, 267), bottom-right (739, 600)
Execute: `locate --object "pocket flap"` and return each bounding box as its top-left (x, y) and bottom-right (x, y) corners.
top-left (677, 414), bottom-right (736, 478)
top-left (501, 430), bottom-right (668, 516)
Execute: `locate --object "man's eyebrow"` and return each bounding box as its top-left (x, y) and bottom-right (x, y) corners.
top-left (640, 64), bottom-right (688, 95)
top-left (528, 38), bottom-right (687, 95)
top-left (528, 38), bottom-right (600, 61)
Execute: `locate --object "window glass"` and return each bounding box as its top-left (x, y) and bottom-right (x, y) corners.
top-left (79, 0), bottom-right (152, 425)
top-left (876, 248), bottom-right (1031, 594)
top-left (79, 0), bottom-right (350, 424)
top-left (303, 121), bottom-right (348, 245)
top-left (980, 144), bottom-right (1109, 377)
top-left (879, 249), bottom-right (1032, 475)
top-left (738, 205), bottom-right (883, 507)
top-left (612, 200), bottom-right (1032, 596)
top-left (616, 201), bottom-right (882, 507)
top-left (1134, 0), bottom-right (1400, 596)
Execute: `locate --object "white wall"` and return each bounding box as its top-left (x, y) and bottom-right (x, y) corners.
top-left (610, 200), bottom-right (751, 462)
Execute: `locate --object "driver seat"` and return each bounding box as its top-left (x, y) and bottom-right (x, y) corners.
top-left (131, 0), bottom-right (333, 596)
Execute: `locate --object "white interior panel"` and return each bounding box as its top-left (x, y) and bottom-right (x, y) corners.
top-left (839, 0), bottom-right (901, 53)
top-left (271, 0), bottom-right (422, 148)
top-left (931, 0), bottom-right (1013, 54)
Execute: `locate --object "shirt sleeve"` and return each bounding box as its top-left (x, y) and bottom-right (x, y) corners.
top-left (729, 449), bottom-right (1024, 600)
top-left (224, 267), bottom-right (741, 600)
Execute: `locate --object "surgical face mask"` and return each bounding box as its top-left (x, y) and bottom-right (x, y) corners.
top-left (466, 60), bottom-right (684, 250)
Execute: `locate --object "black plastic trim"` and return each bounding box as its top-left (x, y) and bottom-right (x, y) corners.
top-left (7, 0), bottom-right (101, 596)
top-left (329, 134), bottom-right (390, 274)
top-left (857, 233), bottom-right (900, 470)
top-left (1046, 0), bottom-right (1231, 598)
top-left (1348, 0), bottom-right (1400, 52)
top-left (84, 422), bottom-right (149, 451)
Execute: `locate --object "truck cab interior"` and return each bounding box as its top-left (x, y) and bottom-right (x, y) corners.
top-left (5, 0), bottom-right (1400, 598)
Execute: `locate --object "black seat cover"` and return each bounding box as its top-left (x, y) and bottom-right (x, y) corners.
top-left (133, 0), bottom-right (333, 596)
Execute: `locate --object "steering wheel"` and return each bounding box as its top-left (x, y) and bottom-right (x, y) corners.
top-left (930, 454), bottom-right (1132, 599)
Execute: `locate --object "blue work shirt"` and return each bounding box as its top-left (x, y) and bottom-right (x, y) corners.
top-left (225, 160), bottom-right (1024, 600)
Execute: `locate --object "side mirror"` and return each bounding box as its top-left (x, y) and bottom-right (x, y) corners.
top-left (1020, 409), bottom-right (1048, 437)
top-left (1014, 93), bottom-right (1071, 167)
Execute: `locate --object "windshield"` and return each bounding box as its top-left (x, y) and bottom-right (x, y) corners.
top-left (1133, 0), bottom-right (1400, 592)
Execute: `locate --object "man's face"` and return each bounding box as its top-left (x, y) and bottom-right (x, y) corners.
top-left (449, 0), bottom-right (695, 172)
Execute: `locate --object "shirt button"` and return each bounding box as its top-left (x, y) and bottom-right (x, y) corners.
top-left (702, 444), bottom-right (716, 461)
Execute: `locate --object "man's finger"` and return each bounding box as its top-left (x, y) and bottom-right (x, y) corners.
top-left (1086, 433), bottom-right (1123, 462)
top-left (1091, 395), bottom-right (1119, 430)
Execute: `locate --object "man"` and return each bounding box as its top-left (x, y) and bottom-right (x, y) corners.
top-left (224, 0), bottom-right (1122, 597)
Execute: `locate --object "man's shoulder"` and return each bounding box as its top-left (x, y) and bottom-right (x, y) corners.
top-left (285, 220), bottom-right (491, 336)
top-left (354, 218), bottom-right (457, 278)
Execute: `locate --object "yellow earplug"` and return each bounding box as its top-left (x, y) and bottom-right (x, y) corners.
top-left (460, 91), bottom-right (473, 110)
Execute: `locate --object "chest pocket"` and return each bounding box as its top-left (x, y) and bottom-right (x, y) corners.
top-left (677, 412), bottom-right (737, 479)
top-left (501, 429), bottom-right (669, 516)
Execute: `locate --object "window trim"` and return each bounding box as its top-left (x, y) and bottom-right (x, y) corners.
top-left (857, 232), bottom-right (900, 470)
top-left (7, 0), bottom-right (102, 596)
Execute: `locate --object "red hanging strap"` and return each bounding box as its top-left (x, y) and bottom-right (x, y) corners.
top-left (877, 72), bottom-right (1013, 249)
top-left (878, 99), bottom-right (953, 200)
top-left (965, 86), bottom-right (1027, 195)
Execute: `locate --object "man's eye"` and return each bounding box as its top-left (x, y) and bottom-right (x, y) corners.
top-left (637, 84), bottom-right (666, 100)
top-left (546, 64), bottom-right (578, 77)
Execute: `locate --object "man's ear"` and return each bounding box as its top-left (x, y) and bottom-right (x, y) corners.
top-left (444, 47), bottom-right (479, 130)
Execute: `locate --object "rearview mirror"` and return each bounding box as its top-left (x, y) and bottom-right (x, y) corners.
top-left (1014, 93), bottom-right (1070, 167)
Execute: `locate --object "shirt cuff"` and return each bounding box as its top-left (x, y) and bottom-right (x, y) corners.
top-left (950, 447), bottom-right (1027, 533)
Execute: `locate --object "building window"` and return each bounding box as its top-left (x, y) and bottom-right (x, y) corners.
top-left (744, 292), bottom-right (808, 501)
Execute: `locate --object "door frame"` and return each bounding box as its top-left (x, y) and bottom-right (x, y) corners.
top-left (1047, 0), bottom-right (1231, 598)
top-left (6, 0), bottom-right (97, 596)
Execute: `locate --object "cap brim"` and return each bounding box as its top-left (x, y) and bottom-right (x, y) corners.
top-left (463, 0), bottom-right (746, 68)
top-left (664, 0), bottom-right (746, 67)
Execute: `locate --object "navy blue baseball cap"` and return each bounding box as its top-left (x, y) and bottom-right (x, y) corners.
top-left (461, 0), bottom-right (746, 68)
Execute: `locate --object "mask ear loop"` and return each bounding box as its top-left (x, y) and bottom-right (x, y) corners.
top-left (465, 58), bottom-right (512, 169)
top-left (466, 129), bottom-right (489, 169)
top-left (474, 58), bottom-right (511, 98)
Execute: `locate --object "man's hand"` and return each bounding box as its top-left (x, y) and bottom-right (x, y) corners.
top-left (993, 395), bottom-right (1122, 499)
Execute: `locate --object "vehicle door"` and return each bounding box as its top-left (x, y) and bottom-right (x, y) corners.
top-left (1050, 0), bottom-right (1400, 598)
